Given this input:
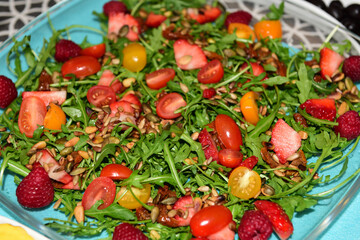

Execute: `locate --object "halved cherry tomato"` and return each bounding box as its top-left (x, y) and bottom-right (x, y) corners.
top-left (117, 184), bottom-right (151, 209)
top-left (43, 103), bottom-right (66, 131)
top-left (82, 177), bottom-right (116, 210)
top-left (146, 68), bottom-right (176, 89)
top-left (228, 166), bottom-right (261, 200)
top-left (240, 91), bottom-right (260, 126)
top-left (214, 114), bottom-right (243, 151)
top-left (122, 43), bottom-right (147, 72)
top-left (156, 92), bottom-right (187, 119)
top-left (228, 23), bottom-right (255, 42)
top-left (254, 20), bottom-right (282, 40)
top-left (110, 100), bottom-right (134, 117)
top-left (80, 43), bottom-right (106, 59)
top-left (18, 96), bottom-right (47, 138)
top-left (87, 85), bottom-right (116, 107)
top-left (61, 56), bottom-right (101, 78)
top-left (218, 149), bottom-right (243, 168)
top-left (197, 59), bottom-right (224, 84)
top-left (100, 164), bottom-right (133, 180)
top-left (190, 205), bottom-right (233, 237)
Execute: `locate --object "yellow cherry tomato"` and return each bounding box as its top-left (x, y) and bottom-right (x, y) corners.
top-left (43, 103), bottom-right (66, 130)
top-left (240, 91), bottom-right (260, 126)
top-left (122, 43), bottom-right (147, 72)
top-left (228, 23), bottom-right (255, 42)
top-left (228, 166), bottom-right (261, 200)
top-left (117, 184), bottom-right (151, 209)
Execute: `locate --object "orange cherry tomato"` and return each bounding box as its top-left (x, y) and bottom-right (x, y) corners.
top-left (254, 20), bottom-right (282, 40)
top-left (240, 91), bottom-right (260, 126)
top-left (122, 43), bottom-right (147, 72)
top-left (228, 23), bottom-right (255, 42)
top-left (43, 103), bottom-right (66, 131)
top-left (117, 184), bottom-right (151, 209)
top-left (228, 166), bottom-right (261, 200)
top-left (80, 43), bottom-right (106, 59)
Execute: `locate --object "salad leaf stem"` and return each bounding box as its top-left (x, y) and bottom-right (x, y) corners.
top-left (213, 67), bottom-right (248, 88)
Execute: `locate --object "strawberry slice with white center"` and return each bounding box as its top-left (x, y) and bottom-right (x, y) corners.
top-left (22, 90), bottom-right (67, 106)
top-left (36, 149), bottom-right (73, 184)
top-left (108, 12), bottom-right (140, 41)
top-left (173, 196), bottom-right (201, 226)
top-left (98, 70), bottom-right (123, 93)
top-left (270, 119), bottom-right (301, 164)
top-left (145, 12), bottom-right (167, 28)
top-left (207, 224), bottom-right (235, 240)
top-left (319, 47), bottom-right (344, 79)
top-left (173, 39), bottom-right (207, 70)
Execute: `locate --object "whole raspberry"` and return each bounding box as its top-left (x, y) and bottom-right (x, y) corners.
top-left (238, 210), bottom-right (273, 240)
top-left (16, 166), bottom-right (54, 208)
top-left (0, 75), bottom-right (17, 108)
top-left (103, 1), bottom-right (128, 17)
top-left (112, 223), bottom-right (148, 240)
top-left (202, 88), bottom-right (216, 99)
top-left (54, 39), bottom-right (81, 62)
top-left (334, 110), bottom-right (360, 140)
top-left (342, 56), bottom-right (360, 82)
top-left (225, 10), bottom-right (252, 28)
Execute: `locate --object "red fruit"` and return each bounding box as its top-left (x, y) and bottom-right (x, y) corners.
top-left (187, 6), bottom-right (222, 24)
top-left (146, 12), bottom-right (166, 28)
top-left (54, 39), bottom-right (81, 62)
top-left (16, 167), bottom-right (54, 208)
top-left (0, 75), bottom-right (17, 108)
top-left (121, 93), bottom-right (142, 109)
top-left (319, 47), bottom-right (344, 79)
top-left (108, 13), bottom-right (140, 41)
top-left (173, 196), bottom-right (201, 226)
top-left (342, 55), bottom-right (360, 82)
top-left (238, 210), bottom-right (273, 240)
top-left (112, 223), bottom-right (148, 240)
top-left (198, 128), bottom-right (219, 162)
top-left (239, 156), bottom-right (258, 170)
top-left (225, 10), bottom-right (252, 28)
top-left (254, 200), bottom-right (294, 240)
top-left (334, 110), bottom-right (360, 141)
top-left (203, 88), bottom-right (216, 99)
top-left (207, 224), bottom-right (235, 240)
top-left (37, 150), bottom-right (73, 184)
top-left (98, 70), bottom-right (123, 93)
top-left (103, 0), bottom-right (127, 16)
top-left (173, 39), bottom-right (207, 70)
top-left (203, 7), bottom-right (222, 22)
top-left (299, 98), bottom-right (336, 121)
top-left (22, 91), bottom-right (67, 106)
top-left (110, 100), bottom-right (134, 117)
top-left (270, 119), bottom-right (301, 164)
top-left (61, 181), bottom-right (80, 190)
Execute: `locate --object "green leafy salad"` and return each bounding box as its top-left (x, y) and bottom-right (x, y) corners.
top-left (0, 0), bottom-right (360, 239)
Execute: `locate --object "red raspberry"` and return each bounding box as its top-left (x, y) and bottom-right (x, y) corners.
top-left (343, 56), bottom-right (360, 82)
top-left (16, 167), bottom-right (54, 208)
top-left (203, 88), bottom-right (216, 99)
top-left (54, 39), bottom-right (81, 62)
top-left (112, 223), bottom-right (148, 240)
top-left (225, 10), bottom-right (252, 28)
top-left (334, 110), bottom-right (360, 140)
top-left (103, 1), bottom-right (128, 17)
top-left (240, 156), bottom-right (258, 170)
top-left (238, 210), bottom-right (273, 240)
top-left (0, 76), bottom-right (17, 108)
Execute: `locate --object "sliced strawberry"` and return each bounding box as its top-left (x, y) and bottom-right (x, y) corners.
top-left (173, 196), bottom-right (201, 226)
top-left (110, 100), bottom-right (135, 117)
top-left (254, 200), bottom-right (294, 240)
top-left (207, 224), bottom-right (235, 240)
top-left (22, 91), bottom-right (67, 106)
top-left (108, 12), bottom-right (140, 41)
top-left (204, 7), bottom-right (222, 22)
top-left (121, 92), bottom-right (142, 109)
top-left (198, 128), bottom-right (219, 162)
top-left (187, 6), bottom-right (222, 24)
top-left (319, 47), bottom-right (344, 78)
top-left (270, 119), bottom-right (301, 164)
top-left (173, 39), bottom-right (207, 70)
top-left (187, 8), bottom-right (208, 24)
top-left (146, 12), bottom-right (166, 28)
top-left (299, 98), bottom-right (336, 121)
top-left (98, 70), bottom-right (123, 93)
top-left (61, 181), bottom-right (80, 190)
top-left (36, 149), bottom-right (73, 184)
top-left (239, 156), bottom-right (258, 169)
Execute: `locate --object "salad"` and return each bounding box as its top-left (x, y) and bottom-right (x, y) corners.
top-left (0, 0), bottom-right (360, 239)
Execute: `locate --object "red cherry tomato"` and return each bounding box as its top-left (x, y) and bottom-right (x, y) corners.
top-left (197, 59), bottom-right (224, 84)
top-left (190, 205), bottom-right (233, 237)
top-left (215, 114), bottom-right (243, 150)
top-left (156, 92), bottom-right (187, 119)
top-left (219, 149), bottom-right (243, 168)
top-left (61, 56), bottom-right (101, 78)
top-left (87, 85), bottom-right (116, 107)
top-left (80, 43), bottom-right (106, 59)
top-left (82, 177), bottom-right (116, 210)
top-left (18, 96), bottom-right (47, 138)
top-left (100, 164), bottom-right (133, 180)
top-left (146, 68), bottom-right (176, 89)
